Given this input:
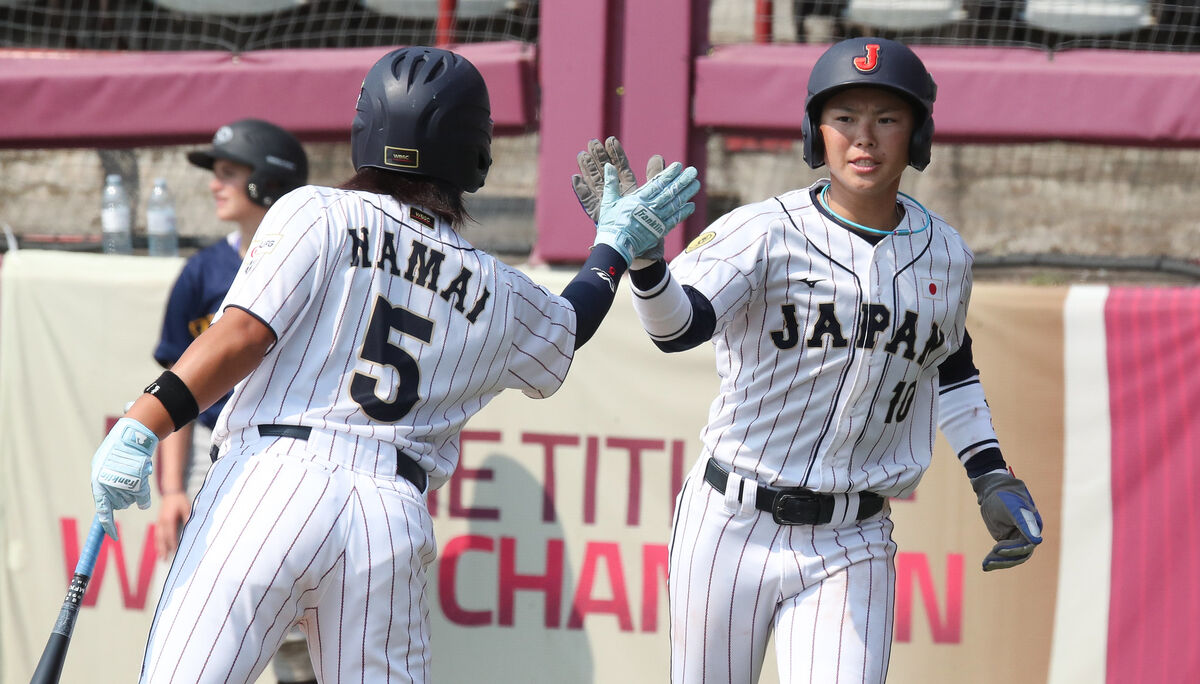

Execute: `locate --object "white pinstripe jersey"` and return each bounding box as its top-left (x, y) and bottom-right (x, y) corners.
top-left (211, 185), bottom-right (576, 489)
top-left (671, 181), bottom-right (973, 497)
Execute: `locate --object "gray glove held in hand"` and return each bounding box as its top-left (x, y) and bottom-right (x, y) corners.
top-left (572, 136), bottom-right (667, 269)
top-left (91, 417), bottom-right (158, 540)
top-left (971, 470), bottom-right (1044, 571)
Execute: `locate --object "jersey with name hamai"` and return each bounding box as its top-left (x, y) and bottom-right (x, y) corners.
top-left (213, 185), bottom-right (576, 487)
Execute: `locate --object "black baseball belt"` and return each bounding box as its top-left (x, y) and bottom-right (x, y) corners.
top-left (703, 457), bottom-right (884, 526)
top-left (211, 424), bottom-right (428, 493)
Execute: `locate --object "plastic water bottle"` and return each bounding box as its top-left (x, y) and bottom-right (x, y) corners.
top-left (145, 177), bottom-right (179, 257)
top-left (100, 173), bottom-right (133, 255)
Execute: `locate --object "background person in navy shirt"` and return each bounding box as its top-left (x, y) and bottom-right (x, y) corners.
top-left (150, 118), bottom-right (316, 684)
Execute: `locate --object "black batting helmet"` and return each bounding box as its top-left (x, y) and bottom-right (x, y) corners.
top-left (187, 119), bottom-right (308, 207)
top-left (351, 46), bottom-right (493, 193)
top-left (802, 37), bottom-right (938, 171)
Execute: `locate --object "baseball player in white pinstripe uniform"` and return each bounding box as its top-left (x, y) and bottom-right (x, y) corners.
top-left (575, 38), bottom-right (1044, 684)
top-left (88, 47), bottom-right (698, 683)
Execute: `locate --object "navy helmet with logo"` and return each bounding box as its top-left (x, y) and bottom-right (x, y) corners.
top-left (351, 46), bottom-right (493, 193)
top-left (187, 118), bottom-right (308, 207)
top-left (801, 37), bottom-right (938, 171)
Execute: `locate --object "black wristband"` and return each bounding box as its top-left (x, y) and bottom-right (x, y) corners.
top-left (629, 259), bottom-right (668, 290)
top-left (144, 370), bottom-right (200, 432)
top-left (964, 447), bottom-right (1007, 479)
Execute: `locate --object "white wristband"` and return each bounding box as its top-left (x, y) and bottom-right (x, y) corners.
top-left (630, 269), bottom-right (693, 342)
top-left (937, 378), bottom-right (1000, 464)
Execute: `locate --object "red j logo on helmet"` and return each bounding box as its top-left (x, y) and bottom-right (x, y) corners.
top-left (853, 44), bottom-right (881, 73)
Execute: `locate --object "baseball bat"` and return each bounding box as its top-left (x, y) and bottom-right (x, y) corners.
top-left (29, 517), bottom-right (105, 684)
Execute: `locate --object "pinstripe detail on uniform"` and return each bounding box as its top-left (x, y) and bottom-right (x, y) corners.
top-left (786, 199), bottom-right (867, 489)
top-left (508, 287), bottom-right (574, 390)
top-left (224, 305), bottom-right (276, 340)
top-left (210, 186), bottom-right (577, 491)
top-left (659, 179), bottom-right (973, 683)
top-left (845, 228), bottom-right (938, 484)
top-left (667, 458), bottom-right (897, 684)
top-left (143, 444), bottom-right (436, 683)
top-left (219, 472), bottom-right (333, 679)
top-left (144, 184), bottom-right (573, 682)
top-left (668, 184), bottom-right (973, 498)
top-left (214, 471), bottom-right (343, 683)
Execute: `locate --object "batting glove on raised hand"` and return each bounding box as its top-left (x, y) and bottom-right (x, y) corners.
top-left (971, 470), bottom-right (1044, 572)
top-left (91, 417), bottom-right (158, 540)
top-left (593, 161), bottom-right (699, 266)
top-left (573, 137), bottom-right (668, 269)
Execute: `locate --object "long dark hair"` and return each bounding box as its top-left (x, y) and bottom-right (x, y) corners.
top-left (338, 167), bottom-right (472, 228)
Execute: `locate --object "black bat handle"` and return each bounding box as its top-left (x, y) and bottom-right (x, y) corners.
top-left (30, 517), bottom-right (105, 684)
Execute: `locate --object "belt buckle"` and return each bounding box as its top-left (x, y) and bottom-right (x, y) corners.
top-left (771, 490), bottom-right (820, 525)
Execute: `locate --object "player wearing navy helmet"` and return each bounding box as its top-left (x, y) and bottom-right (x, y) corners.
top-left (575, 37), bottom-right (1043, 683)
top-left (90, 46), bottom-right (699, 683)
top-left (153, 118), bottom-right (309, 562)
top-left (152, 117), bottom-right (316, 684)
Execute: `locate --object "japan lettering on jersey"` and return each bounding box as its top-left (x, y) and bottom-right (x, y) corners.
top-left (212, 186), bottom-right (577, 489)
top-left (669, 181), bottom-right (973, 497)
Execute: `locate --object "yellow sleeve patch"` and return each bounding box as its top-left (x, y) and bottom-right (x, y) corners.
top-left (685, 231), bottom-right (716, 253)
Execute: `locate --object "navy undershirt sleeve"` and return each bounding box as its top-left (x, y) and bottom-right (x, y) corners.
top-left (937, 329), bottom-right (1008, 477)
top-left (938, 329), bottom-right (980, 385)
top-left (560, 245), bottom-right (628, 349)
top-left (629, 261), bottom-right (717, 353)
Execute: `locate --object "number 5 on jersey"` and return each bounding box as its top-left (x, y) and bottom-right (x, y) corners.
top-left (351, 294), bottom-right (434, 422)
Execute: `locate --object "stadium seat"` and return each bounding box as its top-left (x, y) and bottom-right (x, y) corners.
top-left (845, 0), bottom-right (967, 30)
top-left (1023, 0), bottom-right (1153, 34)
top-left (153, 0), bottom-right (304, 15)
top-left (361, 0), bottom-right (514, 20)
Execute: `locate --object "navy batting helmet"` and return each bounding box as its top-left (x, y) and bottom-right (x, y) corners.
top-left (187, 118), bottom-right (308, 207)
top-left (801, 37), bottom-right (937, 171)
top-left (351, 47), bottom-right (493, 193)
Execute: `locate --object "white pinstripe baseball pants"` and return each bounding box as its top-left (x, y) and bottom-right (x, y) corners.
top-left (669, 461), bottom-right (897, 684)
top-left (141, 433), bottom-right (436, 683)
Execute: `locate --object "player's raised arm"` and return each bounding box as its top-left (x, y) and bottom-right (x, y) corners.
top-left (569, 136), bottom-right (716, 352)
top-left (559, 153), bottom-right (700, 349)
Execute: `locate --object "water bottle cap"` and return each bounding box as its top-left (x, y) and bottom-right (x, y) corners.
top-left (106, 174), bottom-right (121, 184)
top-left (155, 177), bottom-right (167, 186)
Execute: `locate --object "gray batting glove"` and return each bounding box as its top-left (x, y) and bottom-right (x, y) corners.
top-left (91, 417), bottom-right (158, 540)
top-left (971, 470), bottom-right (1044, 572)
top-left (572, 136), bottom-right (668, 269)
top-left (593, 161), bottom-right (699, 266)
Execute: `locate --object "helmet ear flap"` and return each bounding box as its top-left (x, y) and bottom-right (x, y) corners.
top-left (908, 116), bottom-right (934, 171)
top-left (246, 173), bottom-right (289, 207)
top-left (801, 106), bottom-right (824, 169)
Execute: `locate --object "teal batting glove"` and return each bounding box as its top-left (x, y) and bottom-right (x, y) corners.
top-left (593, 161), bottom-right (699, 265)
top-left (90, 417), bottom-right (158, 540)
